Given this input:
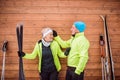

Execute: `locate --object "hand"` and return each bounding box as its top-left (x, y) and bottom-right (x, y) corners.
top-left (64, 47), bottom-right (71, 56)
top-left (72, 72), bottom-right (79, 80)
top-left (53, 30), bottom-right (57, 37)
top-left (72, 34), bottom-right (75, 37)
top-left (17, 51), bottom-right (25, 57)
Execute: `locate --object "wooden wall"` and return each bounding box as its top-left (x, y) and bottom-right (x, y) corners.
top-left (0, 0), bottom-right (120, 80)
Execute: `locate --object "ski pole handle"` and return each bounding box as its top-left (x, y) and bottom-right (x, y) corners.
top-left (99, 34), bottom-right (105, 58)
top-left (2, 40), bottom-right (8, 52)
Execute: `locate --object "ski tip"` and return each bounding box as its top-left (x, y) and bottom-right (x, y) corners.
top-left (19, 22), bottom-right (24, 28)
top-left (16, 22), bottom-right (24, 28)
top-left (100, 15), bottom-right (107, 19)
top-left (4, 40), bottom-right (8, 44)
top-left (16, 23), bottom-right (20, 28)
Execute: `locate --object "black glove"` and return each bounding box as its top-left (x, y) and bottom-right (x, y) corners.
top-left (17, 51), bottom-right (25, 57)
top-left (64, 47), bottom-right (71, 56)
top-left (72, 34), bottom-right (75, 37)
top-left (53, 30), bottom-right (57, 37)
top-left (72, 72), bottom-right (79, 80)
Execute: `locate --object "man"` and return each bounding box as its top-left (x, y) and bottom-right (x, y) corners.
top-left (53, 21), bottom-right (90, 80)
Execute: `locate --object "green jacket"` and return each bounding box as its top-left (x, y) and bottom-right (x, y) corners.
top-left (54, 32), bottom-right (90, 75)
top-left (23, 40), bottom-right (66, 72)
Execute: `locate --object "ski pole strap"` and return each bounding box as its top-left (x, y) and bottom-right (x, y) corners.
top-left (2, 40), bottom-right (8, 52)
top-left (99, 34), bottom-right (104, 46)
top-left (99, 34), bottom-right (105, 58)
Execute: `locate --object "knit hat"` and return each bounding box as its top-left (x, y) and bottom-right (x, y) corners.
top-left (41, 28), bottom-right (53, 38)
top-left (74, 21), bottom-right (86, 32)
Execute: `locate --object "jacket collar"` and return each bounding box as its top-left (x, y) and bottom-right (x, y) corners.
top-left (75, 32), bottom-right (84, 38)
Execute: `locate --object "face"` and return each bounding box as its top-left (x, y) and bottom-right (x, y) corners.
top-left (70, 25), bottom-right (79, 35)
top-left (44, 32), bottom-right (53, 42)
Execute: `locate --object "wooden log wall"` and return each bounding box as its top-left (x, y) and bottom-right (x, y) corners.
top-left (0, 0), bottom-right (120, 80)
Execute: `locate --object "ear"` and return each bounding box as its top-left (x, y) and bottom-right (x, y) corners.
top-left (75, 27), bottom-right (79, 32)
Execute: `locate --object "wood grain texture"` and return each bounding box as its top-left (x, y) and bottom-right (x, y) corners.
top-left (0, 0), bottom-right (120, 80)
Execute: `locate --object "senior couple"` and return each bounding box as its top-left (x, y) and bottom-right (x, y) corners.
top-left (18, 21), bottom-right (90, 80)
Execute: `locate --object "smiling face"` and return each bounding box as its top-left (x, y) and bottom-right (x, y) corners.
top-left (44, 32), bottom-right (53, 42)
top-left (70, 25), bottom-right (79, 35)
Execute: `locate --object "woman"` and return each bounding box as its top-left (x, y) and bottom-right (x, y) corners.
top-left (18, 27), bottom-right (66, 80)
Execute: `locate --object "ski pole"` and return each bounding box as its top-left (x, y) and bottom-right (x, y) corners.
top-left (1, 40), bottom-right (8, 80)
top-left (100, 34), bottom-right (106, 80)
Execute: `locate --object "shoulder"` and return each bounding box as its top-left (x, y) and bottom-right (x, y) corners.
top-left (52, 40), bottom-right (58, 44)
top-left (38, 40), bottom-right (42, 44)
top-left (51, 40), bottom-right (59, 46)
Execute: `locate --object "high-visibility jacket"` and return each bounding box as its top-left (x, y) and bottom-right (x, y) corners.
top-left (23, 40), bottom-right (66, 72)
top-left (54, 32), bottom-right (90, 75)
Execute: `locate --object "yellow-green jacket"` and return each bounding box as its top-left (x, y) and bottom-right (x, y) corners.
top-left (54, 32), bottom-right (90, 75)
top-left (23, 40), bottom-right (66, 72)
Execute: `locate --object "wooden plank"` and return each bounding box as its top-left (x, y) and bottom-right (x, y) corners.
top-left (0, 57), bottom-right (39, 64)
top-left (3, 62), bottom-right (117, 71)
top-left (86, 62), bottom-right (101, 69)
top-left (0, 30), bottom-right (119, 42)
top-left (0, 26), bottom-right (103, 35)
top-left (3, 76), bottom-right (120, 80)
top-left (0, 48), bottom-right (100, 57)
top-left (1, 54), bottom-right (120, 64)
top-left (85, 69), bottom-right (101, 76)
top-left (113, 56), bottom-right (120, 63)
top-left (0, 1), bottom-right (120, 9)
top-left (111, 42), bottom-right (120, 49)
top-left (0, 41), bottom-right (100, 54)
top-left (0, 14), bottom-right (101, 21)
top-left (4, 78), bottom-right (39, 80)
top-left (0, 6), bottom-right (120, 14)
top-left (0, 14), bottom-right (120, 22)
top-left (0, 63), bottom-right (38, 71)
top-left (112, 49), bottom-right (120, 56)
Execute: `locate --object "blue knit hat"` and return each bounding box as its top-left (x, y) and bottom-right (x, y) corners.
top-left (74, 21), bottom-right (86, 32)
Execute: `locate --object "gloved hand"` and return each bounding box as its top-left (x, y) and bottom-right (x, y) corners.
top-left (64, 47), bottom-right (71, 56)
top-left (53, 30), bottom-right (57, 37)
top-left (72, 34), bottom-right (75, 37)
top-left (17, 51), bottom-right (25, 57)
top-left (72, 72), bottom-right (79, 80)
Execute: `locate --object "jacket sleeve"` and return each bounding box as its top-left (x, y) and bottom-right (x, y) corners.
top-left (54, 36), bottom-right (72, 48)
top-left (75, 41), bottom-right (90, 75)
top-left (23, 43), bottom-right (39, 59)
top-left (56, 42), bottom-right (66, 58)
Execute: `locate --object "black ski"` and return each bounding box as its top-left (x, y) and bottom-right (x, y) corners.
top-left (1, 40), bottom-right (8, 80)
top-left (16, 24), bottom-right (25, 80)
top-left (100, 15), bottom-right (115, 80)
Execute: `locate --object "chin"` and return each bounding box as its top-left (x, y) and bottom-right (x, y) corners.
top-left (50, 39), bottom-right (53, 42)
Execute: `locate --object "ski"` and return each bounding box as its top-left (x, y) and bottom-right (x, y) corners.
top-left (1, 40), bottom-right (8, 80)
top-left (16, 24), bottom-right (25, 80)
top-left (100, 15), bottom-right (115, 80)
top-left (99, 34), bottom-right (108, 80)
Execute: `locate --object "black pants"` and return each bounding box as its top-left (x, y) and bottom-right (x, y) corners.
top-left (40, 70), bottom-right (58, 80)
top-left (66, 67), bottom-right (84, 80)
